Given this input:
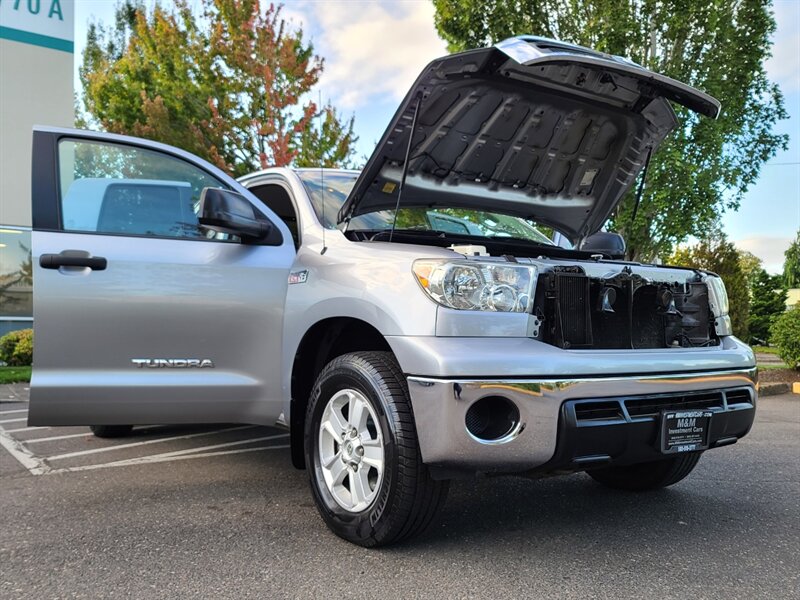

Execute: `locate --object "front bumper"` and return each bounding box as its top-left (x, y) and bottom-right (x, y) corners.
top-left (407, 368), bottom-right (757, 476)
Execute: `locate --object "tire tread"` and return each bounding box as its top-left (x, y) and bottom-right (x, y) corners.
top-left (306, 351), bottom-right (448, 546)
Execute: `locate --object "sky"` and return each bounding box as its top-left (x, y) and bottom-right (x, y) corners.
top-left (73, 0), bottom-right (800, 274)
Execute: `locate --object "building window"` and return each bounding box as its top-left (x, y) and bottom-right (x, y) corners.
top-left (0, 227), bottom-right (32, 319)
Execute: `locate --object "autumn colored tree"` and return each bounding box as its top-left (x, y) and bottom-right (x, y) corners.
top-left (432, 0), bottom-right (788, 261)
top-left (80, 0), bottom-right (356, 177)
top-left (670, 233), bottom-right (750, 339)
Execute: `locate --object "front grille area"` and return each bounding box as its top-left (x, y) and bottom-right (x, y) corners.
top-left (537, 266), bottom-right (718, 350)
top-left (625, 392), bottom-right (723, 418)
top-left (572, 387), bottom-right (753, 424)
top-left (555, 271), bottom-right (591, 347)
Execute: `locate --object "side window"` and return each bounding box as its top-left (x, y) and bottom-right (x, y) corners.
top-left (58, 139), bottom-right (235, 241)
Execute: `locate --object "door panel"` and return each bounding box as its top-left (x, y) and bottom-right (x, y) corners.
top-left (29, 128), bottom-right (295, 426)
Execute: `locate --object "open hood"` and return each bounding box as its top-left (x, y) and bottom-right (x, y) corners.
top-left (337, 36), bottom-right (720, 241)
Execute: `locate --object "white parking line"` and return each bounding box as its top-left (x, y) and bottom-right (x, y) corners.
top-left (47, 425), bottom-right (257, 461)
top-left (0, 409), bottom-right (28, 415)
top-left (23, 426), bottom-right (183, 443)
top-left (2, 426), bottom-right (46, 433)
top-left (0, 417), bottom-right (27, 424)
top-left (0, 426), bottom-right (289, 476)
top-left (109, 433), bottom-right (289, 462)
top-left (53, 444), bottom-right (290, 473)
top-left (0, 428), bottom-right (50, 475)
top-left (24, 432), bottom-right (92, 444)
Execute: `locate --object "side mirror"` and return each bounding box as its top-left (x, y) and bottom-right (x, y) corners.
top-left (579, 231), bottom-right (626, 259)
top-left (199, 188), bottom-right (273, 242)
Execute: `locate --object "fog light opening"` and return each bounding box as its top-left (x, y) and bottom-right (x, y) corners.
top-left (465, 396), bottom-right (521, 443)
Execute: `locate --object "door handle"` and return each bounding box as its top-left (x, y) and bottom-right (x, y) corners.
top-left (39, 253), bottom-right (107, 271)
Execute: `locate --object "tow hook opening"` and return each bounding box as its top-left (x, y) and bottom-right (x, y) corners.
top-left (465, 396), bottom-right (522, 443)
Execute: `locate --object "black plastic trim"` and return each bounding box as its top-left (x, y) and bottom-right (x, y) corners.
top-left (39, 254), bottom-right (107, 271)
top-left (31, 130), bottom-right (61, 231)
top-left (525, 388), bottom-right (755, 476)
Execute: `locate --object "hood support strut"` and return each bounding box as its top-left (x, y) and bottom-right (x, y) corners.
top-left (629, 147), bottom-right (653, 228)
top-left (388, 94), bottom-right (422, 243)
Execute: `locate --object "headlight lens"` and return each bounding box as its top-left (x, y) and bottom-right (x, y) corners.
top-left (705, 274), bottom-right (729, 317)
top-left (413, 259), bottom-right (536, 313)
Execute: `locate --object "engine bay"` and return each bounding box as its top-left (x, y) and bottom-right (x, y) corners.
top-left (533, 265), bottom-right (718, 350)
top-left (348, 229), bottom-right (720, 350)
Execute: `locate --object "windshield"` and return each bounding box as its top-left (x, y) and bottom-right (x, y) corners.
top-left (297, 170), bottom-right (555, 246)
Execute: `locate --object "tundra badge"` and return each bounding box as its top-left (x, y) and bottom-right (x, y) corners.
top-left (131, 359), bottom-right (215, 368)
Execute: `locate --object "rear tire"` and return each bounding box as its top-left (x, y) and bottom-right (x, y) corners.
top-left (89, 425), bottom-right (133, 438)
top-left (588, 452), bottom-right (702, 491)
top-left (305, 351), bottom-right (448, 547)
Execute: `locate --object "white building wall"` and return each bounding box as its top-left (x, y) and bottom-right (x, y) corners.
top-left (0, 39), bottom-right (74, 227)
top-left (0, 0), bottom-right (74, 331)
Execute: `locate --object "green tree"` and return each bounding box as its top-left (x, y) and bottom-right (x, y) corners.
top-left (748, 269), bottom-right (788, 344)
top-left (784, 232), bottom-right (800, 288)
top-left (432, 0), bottom-right (788, 261)
top-left (770, 305), bottom-right (800, 369)
top-left (80, 0), bottom-right (356, 177)
top-left (670, 234), bottom-right (750, 340)
top-left (738, 251), bottom-right (763, 290)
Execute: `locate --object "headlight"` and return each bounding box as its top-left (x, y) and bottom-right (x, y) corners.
top-left (704, 274), bottom-right (729, 317)
top-left (413, 259), bottom-right (536, 313)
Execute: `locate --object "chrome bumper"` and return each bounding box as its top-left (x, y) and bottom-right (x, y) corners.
top-left (407, 368), bottom-right (757, 473)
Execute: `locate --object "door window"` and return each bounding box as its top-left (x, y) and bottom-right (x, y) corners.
top-left (58, 139), bottom-right (234, 241)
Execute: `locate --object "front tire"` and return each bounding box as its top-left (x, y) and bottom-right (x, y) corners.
top-left (587, 452), bottom-right (702, 491)
top-left (305, 351), bottom-right (448, 547)
top-left (89, 425), bottom-right (133, 438)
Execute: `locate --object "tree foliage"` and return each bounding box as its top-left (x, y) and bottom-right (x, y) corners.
top-left (432, 0), bottom-right (788, 260)
top-left (770, 305), bottom-right (800, 369)
top-left (670, 234), bottom-right (750, 339)
top-left (748, 269), bottom-right (787, 344)
top-left (80, 0), bottom-right (356, 177)
top-left (783, 232), bottom-right (800, 288)
top-left (738, 251), bottom-right (763, 291)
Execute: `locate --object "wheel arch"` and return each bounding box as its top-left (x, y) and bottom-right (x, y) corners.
top-left (289, 317), bottom-right (393, 469)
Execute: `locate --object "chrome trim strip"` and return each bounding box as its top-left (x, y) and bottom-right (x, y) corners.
top-left (408, 367), bottom-right (758, 388)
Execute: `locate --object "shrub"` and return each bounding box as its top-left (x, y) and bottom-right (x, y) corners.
top-left (770, 306), bottom-right (800, 369)
top-left (0, 328), bottom-right (33, 366)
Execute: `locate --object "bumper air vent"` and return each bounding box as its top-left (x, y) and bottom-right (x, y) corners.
top-left (574, 401), bottom-right (624, 422)
top-left (725, 388), bottom-right (753, 407)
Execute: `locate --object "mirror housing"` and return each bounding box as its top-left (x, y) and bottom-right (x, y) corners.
top-left (199, 188), bottom-right (274, 242)
top-left (579, 231), bottom-right (626, 259)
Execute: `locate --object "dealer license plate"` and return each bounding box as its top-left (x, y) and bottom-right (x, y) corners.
top-left (660, 410), bottom-right (713, 454)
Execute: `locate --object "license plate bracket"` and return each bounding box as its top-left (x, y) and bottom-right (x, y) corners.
top-left (660, 410), bottom-right (713, 454)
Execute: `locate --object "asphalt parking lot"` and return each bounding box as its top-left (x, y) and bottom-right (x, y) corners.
top-left (1, 385), bottom-right (798, 599)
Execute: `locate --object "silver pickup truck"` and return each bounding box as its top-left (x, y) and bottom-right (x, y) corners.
top-left (28, 37), bottom-right (756, 547)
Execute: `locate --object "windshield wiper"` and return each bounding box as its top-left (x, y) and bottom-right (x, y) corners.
top-left (485, 235), bottom-right (555, 247)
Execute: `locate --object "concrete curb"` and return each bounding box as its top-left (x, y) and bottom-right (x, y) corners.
top-left (761, 383), bottom-right (791, 397)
